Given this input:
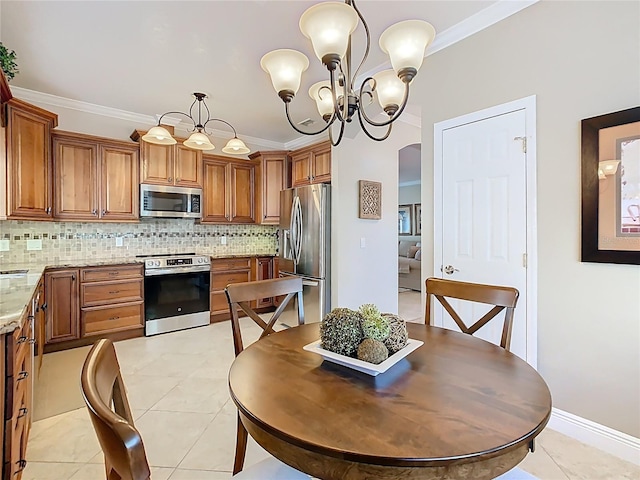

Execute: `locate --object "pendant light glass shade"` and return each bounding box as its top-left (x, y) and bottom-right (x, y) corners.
top-left (222, 137), bottom-right (250, 155)
top-left (141, 126), bottom-right (177, 145)
top-left (379, 20), bottom-right (435, 74)
top-left (260, 49), bottom-right (309, 96)
top-left (299, 2), bottom-right (358, 61)
top-left (309, 81), bottom-right (336, 118)
top-left (373, 69), bottom-right (405, 110)
top-left (183, 131), bottom-right (215, 151)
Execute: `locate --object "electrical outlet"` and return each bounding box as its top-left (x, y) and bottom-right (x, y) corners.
top-left (115, 237), bottom-right (123, 247)
top-left (0, 239), bottom-right (9, 251)
top-left (360, 237), bottom-right (366, 248)
top-left (220, 236), bottom-right (227, 245)
top-left (26, 239), bottom-right (42, 251)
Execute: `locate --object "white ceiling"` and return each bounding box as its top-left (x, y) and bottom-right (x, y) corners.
top-left (1, 0), bottom-right (497, 146)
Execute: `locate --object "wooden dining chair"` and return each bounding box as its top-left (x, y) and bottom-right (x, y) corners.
top-left (425, 277), bottom-right (519, 351)
top-left (225, 276), bottom-right (306, 476)
top-left (82, 338), bottom-right (310, 480)
top-left (81, 339), bottom-right (151, 480)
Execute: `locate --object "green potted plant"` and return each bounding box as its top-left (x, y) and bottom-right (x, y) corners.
top-left (0, 42), bottom-right (19, 81)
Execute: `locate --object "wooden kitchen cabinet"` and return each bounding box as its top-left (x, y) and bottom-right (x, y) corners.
top-left (290, 140), bottom-right (331, 187)
top-left (131, 129), bottom-right (203, 188)
top-left (202, 154), bottom-right (256, 224)
top-left (53, 131), bottom-right (139, 221)
top-left (45, 269), bottom-right (80, 344)
top-left (249, 150), bottom-right (288, 225)
top-left (210, 257), bottom-right (251, 322)
top-left (252, 256), bottom-right (275, 308)
top-left (5, 98), bottom-right (58, 219)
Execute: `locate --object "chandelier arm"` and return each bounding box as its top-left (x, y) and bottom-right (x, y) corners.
top-left (285, 102), bottom-right (336, 136)
top-left (358, 77), bottom-right (411, 128)
top-left (203, 118), bottom-right (239, 137)
top-left (187, 97), bottom-right (200, 127)
top-left (350, 0), bottom-right (371, 87)
top-left (201, 98), bottom-right (212, 127)
top-left (357, 109), bottom-right (394, 141)
top-left (329, 118), bottom-right (346, 147)
top-left (156, 111), bottom-right (197, 131)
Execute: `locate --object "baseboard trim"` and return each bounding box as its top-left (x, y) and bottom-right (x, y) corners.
top-left (549, 408), bottom-right (640, 465)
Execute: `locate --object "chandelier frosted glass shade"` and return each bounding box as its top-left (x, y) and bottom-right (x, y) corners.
top-left (184, 131), bottom-right (215, 151)
top-left (141, 126), bottom-right (177, 145)
top-left (142, 93), bottom-right (249, 154)
top-left (299, 2), bottom-right (359, 63)
top-left (260, 49), bottom-right (309, 98)
top-left (379, 20), bottom-right (436, 76)
top-left (372, 70), bottom-right (405, 112)
top-left (222, 137), bottom-right (251, 155)
top-left (309, 81), bottom-right (337, 118)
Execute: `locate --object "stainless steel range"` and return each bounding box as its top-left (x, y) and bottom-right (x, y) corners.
top-left (140, 253), bottom-right (211, 336)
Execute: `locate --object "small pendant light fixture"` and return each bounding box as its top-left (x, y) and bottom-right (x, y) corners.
top-left (260, 0), bottom-right (435, 146)
top-left (142, 93), bottom-right (250, 154)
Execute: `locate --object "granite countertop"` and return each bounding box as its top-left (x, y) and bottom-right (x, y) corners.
top-left (0, 252), bottom-right (276, 334)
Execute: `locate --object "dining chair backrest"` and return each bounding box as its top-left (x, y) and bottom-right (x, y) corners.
top-left (425, 277), bottom-right (519, 351)
top-left (81, 339), bottom-right (151, 480)
top-left (225, 276), bottom-right (305, 357)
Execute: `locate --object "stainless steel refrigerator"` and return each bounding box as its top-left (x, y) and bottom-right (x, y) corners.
top-left (279, 184), bottom-right (331, 324)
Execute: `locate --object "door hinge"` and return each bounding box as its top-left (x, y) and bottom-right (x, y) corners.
top-left (522, 253), bottom-right (528, 268)
top-left (514, 136), bottom-right (527, 153)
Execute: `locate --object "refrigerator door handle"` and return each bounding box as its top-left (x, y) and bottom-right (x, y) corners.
top-left (293, 195), bottom-right (303, 264)
top-left (289, 197), bottom-right (297, 263)
top-left (302, 279), bottom-right (319, 287)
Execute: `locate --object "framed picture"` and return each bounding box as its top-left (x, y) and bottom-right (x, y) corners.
top-left (414, 203), bottom-right (422, 235)
top-left (581, 106), bottom-right (640, 264)
top-left (398, 204), bottom-right (413, 235)
top-left (358, 180), bottom-right (382, 219)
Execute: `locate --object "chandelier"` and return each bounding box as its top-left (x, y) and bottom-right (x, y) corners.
top-left (260, 1), bottom-right (435, 146)
top-left (142, 93), bottom-right (250, 154)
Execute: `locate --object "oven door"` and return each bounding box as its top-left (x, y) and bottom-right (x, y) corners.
top-left (144, 270), bottom-right (210, 336)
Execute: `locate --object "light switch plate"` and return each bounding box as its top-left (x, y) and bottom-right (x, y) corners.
top-left (220, 236), bottom-right (227, 245)
top-left (0, 239), bottom-right (9, 251)
top-left (360, 237), bottom-right (366, 248)
top-left (26, 239), bottom-right (42, 251)
top-left (115, 237), bottom-right (123, 247)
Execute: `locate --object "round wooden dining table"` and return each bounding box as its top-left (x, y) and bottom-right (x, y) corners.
top-left (228, 323), bottom-right (552, 480)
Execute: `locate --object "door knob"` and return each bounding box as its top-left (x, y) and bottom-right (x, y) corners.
top-left (443, 265), bottom-right (459, 275)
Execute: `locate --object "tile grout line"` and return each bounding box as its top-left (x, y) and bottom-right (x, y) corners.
top-left (538, 443), bottom-right (572, 480)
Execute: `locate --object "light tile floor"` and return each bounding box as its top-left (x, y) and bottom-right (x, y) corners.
top-left (25, 316), bottom-right (639, 480)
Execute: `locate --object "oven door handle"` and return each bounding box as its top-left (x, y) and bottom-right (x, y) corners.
top-left (145, 266), bottom-right (211, 276)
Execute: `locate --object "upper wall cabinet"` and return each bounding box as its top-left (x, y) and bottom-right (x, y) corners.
top-left (53, 131), bottom-right (139, 221)
top-left (290, 140), bottom-right (331, 187)
top-left (5, 98), bottom-right (58, 220)
top-left (249, 150), bottom-right (288, 225)
top-left (130, 130), bottom-right (203, 188)
top-left (202, 154), bottom-right (256, 224)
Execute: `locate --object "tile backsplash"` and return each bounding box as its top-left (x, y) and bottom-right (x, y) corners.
top-left (0, 219), bottom-right (278, 264)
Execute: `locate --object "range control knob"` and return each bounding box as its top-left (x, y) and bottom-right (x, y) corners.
top-left (155, 260), bottom-right (161, 267)
top-left (146, 260), bottom-right (153, 268)
top-left (198, 258), bottom-right (203, 263)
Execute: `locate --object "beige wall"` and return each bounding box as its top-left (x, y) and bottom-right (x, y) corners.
top-left (412, 0), bottom-right (640, 437)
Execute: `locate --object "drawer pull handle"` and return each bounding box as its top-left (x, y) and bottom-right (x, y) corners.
top-left (16, 336), bottom-right (27, 344)
top-left (17, 371), bottom-right (28, 381)
top-left (17, 407), bottom-right (28, 418)
top-left (15, 459), bottom-right (27, 473)
top-left (28, 338), bottom-right (36, 345)
top-left (109, 291), bottom-right (120, 294)
top-left (108, 316), bottom-right (120, 321)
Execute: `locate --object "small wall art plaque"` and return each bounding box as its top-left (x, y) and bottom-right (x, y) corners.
top-left (358, 180), bottom-right (382, 220)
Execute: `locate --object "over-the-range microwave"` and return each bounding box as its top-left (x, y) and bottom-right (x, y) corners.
top-left (140, 184), bottom-right (202, 219)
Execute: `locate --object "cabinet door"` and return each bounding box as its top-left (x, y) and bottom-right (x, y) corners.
top-left (229, 162), bottom-right (255, 223)
top-left (100, 144), bottom-right (139, 220)
top-left (34, 278), bottom-right (46, 373)
top-left (6, 103), bottom-right (54, 219)
top-left (174, 145), bottom-right (203, 188)
top-left (291, 152), bottom-right (311, 187)
top-left (261, 154), bottom-right (286, 224)
top-left (53, 137), bottom-right (99, 220)
top-left (202, 159), bottom-right (229, 223)
top-left (312, 143), bottom-right (331, 183)
top-left (254, 257), bottom-right (274, 308)
top-left (140, 142), bottom-right (173, 185)
top-left (45, 269), bottom-right (80, 344)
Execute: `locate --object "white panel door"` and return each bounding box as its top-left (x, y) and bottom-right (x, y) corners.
top-left (438, 109), bottom-right (528, 359)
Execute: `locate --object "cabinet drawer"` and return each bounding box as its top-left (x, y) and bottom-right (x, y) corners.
top-left (211, 291), bottom-right (230, 314)
top-left (81, 279), bottom-right (143, 307)
top-left (82, 302), bottom-right (143, 336)
top-left (210, 258), bottom-right (250, 272)
top-left (211, 270), bottom-right (251, 290)
top-left (81, 264), bottom-right (142, 283)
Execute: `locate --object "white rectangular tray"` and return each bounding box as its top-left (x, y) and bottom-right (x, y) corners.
top-left (303, 338), bottom-right (423, 376)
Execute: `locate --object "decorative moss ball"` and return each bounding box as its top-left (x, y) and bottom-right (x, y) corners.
top-left (357, 338), bottom-right (389, 364)
top-left (382, 313), bottom-right (409, 354)
top-left (320, 308), bottom-right (364, 357)
top-left (359, 304), bottom-right (390, 342)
